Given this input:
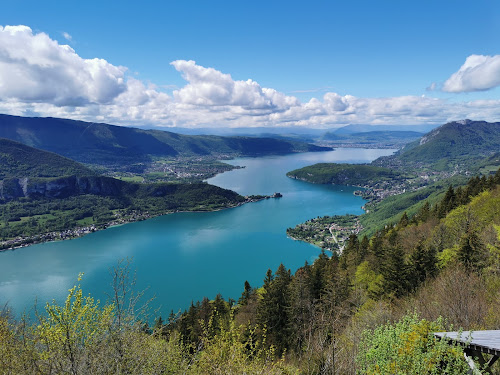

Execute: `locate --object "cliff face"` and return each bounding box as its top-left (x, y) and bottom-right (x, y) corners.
top-left (0, 176), bottom-right (132, 202)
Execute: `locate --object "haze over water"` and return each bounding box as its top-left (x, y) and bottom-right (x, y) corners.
top-left (0, 148), bottom-right (394, 317)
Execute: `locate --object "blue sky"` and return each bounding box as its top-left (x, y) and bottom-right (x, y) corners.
top-left (1, 0), bottom-right (500, 128)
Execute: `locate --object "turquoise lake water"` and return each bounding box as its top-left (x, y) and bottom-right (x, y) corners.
top-left (0, 148), bottom-right (394, 317)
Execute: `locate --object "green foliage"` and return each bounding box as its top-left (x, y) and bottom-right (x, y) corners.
top-left (189, 316), bottom-right (297, 375)
top-left (355, 261), bottom-right (384, 298)
top-left (257, 264), bottom-right (292, 355)
top-left (287, 163), bottom-right (399, 185)
top-left (381, 246), bottom-right (409, 299)
top-left (35, 273), bottom-right (115, 374)
top-left (357, 314), bottom-right (470, 374)
top-left (457, 230), bottom-right (486, 271)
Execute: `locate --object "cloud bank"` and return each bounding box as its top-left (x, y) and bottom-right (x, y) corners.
top-left (1, 25), bottom-right (500, 128)
top-left (443, 54), bottom-right (500, 93)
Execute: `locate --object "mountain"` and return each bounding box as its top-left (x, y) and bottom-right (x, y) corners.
top-left (0, 114), bottom-right (330, 167)
top-left (0, 138), bottom-right (95, 179)
top-left (161, 126), bottom-right (327, 137)
top-left (322, 130), bottom-right (423, 141)
top-left (385, 120), bottom-right (500, 169)
top-left (0, 138), bottom-right (244, 204)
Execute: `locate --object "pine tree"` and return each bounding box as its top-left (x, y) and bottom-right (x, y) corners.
top-left (257, 264), bottom-right (292, 355)
top-left (381, 246), bottom-right (408, 298)
top-left (416, 201), bottom-right (431, 223)
top-left (263, 268), bottom-right (274, 287)
top-left (398, 212), bottom-right (409, 228)
top-left (359, 235), bottom-right (370, 259)
top-left (408, 241), bottom-right (437, 290)
top-left (238, 280), bottom-right (252, 306)
top-left (438, 186), bottom-right (456, 218)
top-left (458, 230), bottom-right (485, 271)
top-left (153, 316), bottom-right (167, 337)
top-left (370, 232), bottom-right (385, 272)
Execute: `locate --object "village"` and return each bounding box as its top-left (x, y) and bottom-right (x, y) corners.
top-left (286, 214), bottom-right (362, 254)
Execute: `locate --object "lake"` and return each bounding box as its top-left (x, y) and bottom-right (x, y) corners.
top-left (0, 148), bottom-right (394, 317)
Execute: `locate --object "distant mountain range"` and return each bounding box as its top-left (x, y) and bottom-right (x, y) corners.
top-left (0, 114), bottom-right (330, 167)
top-left (332, 124), bottom-right (438, 135)
top-left (151, 124), bottom-right (439, 137)
top-left (320, 130), bottom-right (424, 147)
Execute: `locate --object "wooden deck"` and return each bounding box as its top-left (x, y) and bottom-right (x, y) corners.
top-left (434, 330), bottom-right (500, 374)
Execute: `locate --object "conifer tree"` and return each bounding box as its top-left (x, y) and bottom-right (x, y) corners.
top-left (398, 212), bottom-right (409, 228)
top-left (359, 235), bottom-right (370, 261)
top-left (458, 230), bottom-right (485, 271)
top-left (416, 201), bottom-right (431, 223)
top-left (238, 280), bottom-right (252, 306)
top-left (381, 246), bottom-right (408, 298)
top-left (369, 232), bottom-right (385, 272)
top-left (408, 241), bottom-right (437, 290)
top-left (257, 264), bottom-right (292, 355)
top-left (438, 186), bottom-right (456, 218)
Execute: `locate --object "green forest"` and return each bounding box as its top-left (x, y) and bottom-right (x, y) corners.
top-left (287, 163), bottom-right (400, 186)
top-left (1, 169), bottom-right (499, 374)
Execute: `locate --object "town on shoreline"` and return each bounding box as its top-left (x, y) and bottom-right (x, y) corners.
top-left (0, 193), bottom-right (283, 251)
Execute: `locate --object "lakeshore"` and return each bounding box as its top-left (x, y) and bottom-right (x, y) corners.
top-left (0, 194), bottom-right (281, 251)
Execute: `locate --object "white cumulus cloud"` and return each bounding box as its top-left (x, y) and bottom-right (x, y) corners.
top-left (442, 54), bottom-right (500, 93)
top-left (171, 60), bottom-right (299, 111)
top-left (0, 25), bottom-right (127, 105)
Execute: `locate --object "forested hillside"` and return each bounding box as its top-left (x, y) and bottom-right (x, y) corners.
top-left (0, 114), bottom-right (330, 167)
top-left (396, 119), bottom-right (500, 168)
top-left (160, 170), bottom-right (500, 373)
top-left (287, 163), bottom-right (400, 185)
top-left (0, 138), bottom-right (95, 179)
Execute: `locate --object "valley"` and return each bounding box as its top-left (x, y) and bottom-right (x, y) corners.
top-left (2, 5), bottom-right (500, 373)
top-left (1, 115), bottom-right (499, 374)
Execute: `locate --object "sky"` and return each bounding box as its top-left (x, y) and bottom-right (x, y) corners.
top-left (1, 0), bottom-right (500, 129)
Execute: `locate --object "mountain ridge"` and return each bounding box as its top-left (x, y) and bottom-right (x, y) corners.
top-left (394, 119), bottom-right (500, 167)
top-left (0, 114), bottom-right (330, 167)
